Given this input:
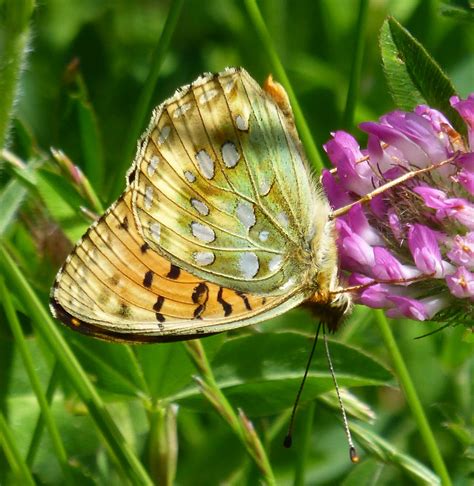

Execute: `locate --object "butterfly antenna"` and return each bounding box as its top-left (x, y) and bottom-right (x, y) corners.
top-left (283, 321), bottom-right (322, 448)
top-left (322, 326), bottom-right (359, 463)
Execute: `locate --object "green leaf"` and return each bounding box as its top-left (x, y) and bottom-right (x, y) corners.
top-left (136, 334), bottom-right (225, 400)
top-left (67, 333), bottom-right (226, 401)
top-left (174, 332), bottom-right (393, 416)
top-left (134, 344), bottom-right (194, 400)
top-left (35, 169), bottom-right (89, 242)
top-left (350, 423), bottom-right (441, 485)
top-left (69, 335), bottom-right (149, 399)
top-left (341, 458), bottom-right (384, 486)
top-left (0, 179), bottom-right (27, 237)
top-left (440, 1), bottom-right (474, 22)
top-left (73, 94), bottom-right (105, 189)
top-left (379, 17), bottom-right (464, 133)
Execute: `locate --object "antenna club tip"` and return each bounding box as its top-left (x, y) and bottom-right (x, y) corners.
top-left (350, 446), bottom-right (360, 463)
top-left (283, 434), bottom-right (292, 448)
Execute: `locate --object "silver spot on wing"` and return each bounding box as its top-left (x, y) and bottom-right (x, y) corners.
top-left (191, 198), bottom-right (210, 216)
top-left (236, 201), bottom-right (256, 230)
top-left (184, 170), bottom-right (196, 183)
top-left (147, 155), bottom-right (160, 177)
top-left (235, 114), bottom-right (248, 131)
top-left (195, 150), bottom-right (215, 180)
top-left (157, 126), bottom-right (170, 145)
top-left (150, 222), bottom-right (161, 243)
top-left (144, 186), bottom-right (154, 210)
top-left (239, 252), bottom-right (259, 279)
top-left (221, 141), bottom-right (240, 168)
top-left (191, 221), bottom-right (216, 243)
top-left (194, 251), bottom-right (215, 266)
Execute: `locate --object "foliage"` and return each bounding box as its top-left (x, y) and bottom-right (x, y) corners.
top-left (1, 0), bottom-right (472, 484)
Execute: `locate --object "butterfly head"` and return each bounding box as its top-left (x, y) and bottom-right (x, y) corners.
top-left (305, 289), bottom-right (352, 333)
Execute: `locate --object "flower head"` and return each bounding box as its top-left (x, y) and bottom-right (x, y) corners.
top-left (323, 95), bottom-right (474, 324)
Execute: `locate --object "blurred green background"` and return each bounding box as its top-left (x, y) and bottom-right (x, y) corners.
top-left (1, 0), bottom-right (473, 485)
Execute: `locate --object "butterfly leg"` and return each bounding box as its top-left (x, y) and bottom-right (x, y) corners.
top-left (329, 155), bottom-right (455, 219)
top-left (330, 272), bottom-right (436, 296)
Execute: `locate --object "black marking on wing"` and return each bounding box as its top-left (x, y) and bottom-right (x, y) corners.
top-left (153, 295), bottom-right (164, 312)
top-left (236, 291), bottom-right (252, 310)
top-left (193, 305), bottom-right (205, 319)
top-left (192, 282), bottom-right (209, 304)
top-left (143, 270), bottom-right (154, 288)
top-left (217, 287), bottom-right (232, 317)
top-left (119, 216), bottom-right (129, 231)
top-left (140, 242), bottom-right (150, 253)
top-left (192, 282), bottom-right (209, 319)
top-left (153, 295), bottom-right (166, 323)
top-left (166, 264), bottom-right (181, 280)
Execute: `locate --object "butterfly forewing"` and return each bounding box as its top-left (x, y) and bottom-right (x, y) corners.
top-left (50, 190), bottom-right (305, 342)
top-left (132, 68), bottom-right (323, 296)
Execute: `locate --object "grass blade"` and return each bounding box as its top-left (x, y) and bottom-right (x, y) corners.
top-left (0, 411), bottom-right (35, 486)
top-left (350, 422), bottom-right (441, 485)
top-left (26, 363), bottom-right (60, 467)
top-left (244, 0), bottom-right (324, 172)
top-left (0, 277), bottom-right (73, 481)
top-left (342, 0), bottom-right (369, 129)
top-left (109, 0), bottom-right (185, 200)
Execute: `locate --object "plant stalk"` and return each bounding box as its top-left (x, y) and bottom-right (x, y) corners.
top-left (374, 310), bottom-right (452, 486)
top-left (0, 0), bottom-right (35, 149)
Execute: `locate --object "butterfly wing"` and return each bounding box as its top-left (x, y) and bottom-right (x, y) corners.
top-left (131, 67), bottom-right (329, 296)
top-left (50, 191), bottom-right (306, 343)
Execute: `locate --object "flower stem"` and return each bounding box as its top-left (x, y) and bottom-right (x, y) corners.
top-left (185, 340), bottom-right (276, 485)
top-left (147, 404), bottom-right (178, 485)
top-left (243, 0), bottom-right (324, 172)
top-left (0, 0), bottom-right (35, 148)
top-left (374, 310), bottom-right (452, 486)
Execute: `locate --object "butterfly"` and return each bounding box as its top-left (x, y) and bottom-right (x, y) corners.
top-left (50, 67), bottom-right (352, 343)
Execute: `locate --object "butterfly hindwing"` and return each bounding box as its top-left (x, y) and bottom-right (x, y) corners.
top-left (131, 67), bottom-right (327, 296)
